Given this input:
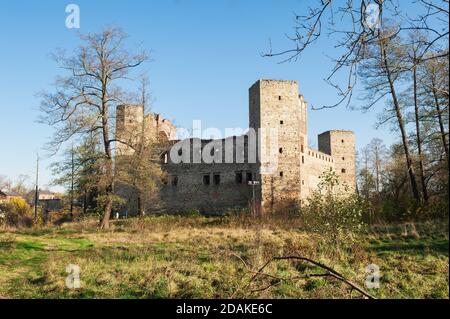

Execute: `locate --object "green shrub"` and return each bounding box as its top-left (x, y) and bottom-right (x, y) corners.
top-left (185, 208), bottom-right (201, 216)
top-left (300, 170), bottom-right (367, 252)
top-left (1, 197), bottom-right (33, 228)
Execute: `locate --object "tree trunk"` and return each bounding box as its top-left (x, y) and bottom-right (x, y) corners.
top-left (100, 84), bottom-right (114, 229)
top-left (431, 81), bottom-right (449, 171)
top-left (137, 102), bottom-right (145, 219)
top-left (137, 191), bottom-right (143, 218)
top-left (413, 59), bottom-right (428, 202)
top-left (364, 148), bottom-right (370, 200)
top-left (100, 158), bottom-right (114, 229)
top-left (380, 40), bottom-right (421, 202)
top-left (374, 145), bottom-right (380, 194)
top-left (83, 188), bottom-right (87, 216)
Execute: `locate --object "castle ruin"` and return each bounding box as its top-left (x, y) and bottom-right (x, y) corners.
top-left (116, 79), bottom-right (356, 214)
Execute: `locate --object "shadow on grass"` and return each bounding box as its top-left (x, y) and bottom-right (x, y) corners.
top-left (15, 228), bottom-right (81, 237)
top-left (0, 241), bottom-right (14, 249)
top-left (369, 236), bottom-right (449, 256)
top-left (0, 238), bottom-right (94, 257)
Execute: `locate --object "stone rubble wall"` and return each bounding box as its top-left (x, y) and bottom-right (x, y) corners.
top-left (115, 80), bottom-right (356, 215)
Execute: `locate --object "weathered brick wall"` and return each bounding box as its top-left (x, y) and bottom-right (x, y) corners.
top-left (318, 130), bottom-right (356, 190)
top-left (116, 105), bottom-right (176, 156)
top-left (250, 80), bottom-right (303, 212)
top-left (144, 113), bottom-right (177, 141)
top-left (160, 137), bottom-right (255, 213)
top-left (301, 148), bottom-right (335, 200)
top-left (115, 80), bottom-right (356, 215)
top-left (116, 105), bottom-right (144, 156)
top-left (161, 162), bottom-right (254, 213)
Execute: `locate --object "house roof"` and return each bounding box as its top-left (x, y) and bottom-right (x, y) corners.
top-left (38, 190), bottom-right (63, 200)
top-left (39, 190), bottom-right (55, 195)
top-left (0, 190), bottom-right (21, 197)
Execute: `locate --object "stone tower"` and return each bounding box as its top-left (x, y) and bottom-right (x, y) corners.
top-left (116, 104), bottom-right (177, 156)
top-left (249, 79), bottom-right (305, 212)
top-left (116, 104), bottom-right (145, 156)
top-left (318, 130), bottom-right (356, 189)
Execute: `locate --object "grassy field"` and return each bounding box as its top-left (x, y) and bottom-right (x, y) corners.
top-left (0, 215), bottom-right (448, 299)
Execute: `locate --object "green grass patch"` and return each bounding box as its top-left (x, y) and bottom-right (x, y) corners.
top-left (0, 218), bottom-right (448, 299)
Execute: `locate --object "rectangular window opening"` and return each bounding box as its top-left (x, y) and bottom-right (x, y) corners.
top-left (203, 174), bottom-right (210, 185)
top-left (235, 172), bottom-right (243, 184)
top-left (213, 174), bottom-right (220, 185)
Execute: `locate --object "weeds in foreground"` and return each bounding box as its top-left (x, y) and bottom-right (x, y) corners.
top-left (0, 214), bottom-right (447, 299)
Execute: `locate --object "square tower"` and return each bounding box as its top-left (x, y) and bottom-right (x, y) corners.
top-left (116, 104), bottom-right (145, 156)
top-left (249, 79), bottom-right (306, 212)
top-left (318, 130), bottom-right (356, 189)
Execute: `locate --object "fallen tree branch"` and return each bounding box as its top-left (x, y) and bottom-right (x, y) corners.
top-left (257, 256), bottom-right (375, 299)
top-left (236, 254), bottom-right (375, 299)
top-left (250, 272), bottom-right (335, 293)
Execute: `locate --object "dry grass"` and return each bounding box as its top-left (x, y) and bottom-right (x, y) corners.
top-left (0, 215), bottom-right (448, 299)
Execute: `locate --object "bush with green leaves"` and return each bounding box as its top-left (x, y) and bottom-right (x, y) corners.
top-left (301, 170), bottom-right (367, 251)
top-left (185, 208), bottom-right (201, 217)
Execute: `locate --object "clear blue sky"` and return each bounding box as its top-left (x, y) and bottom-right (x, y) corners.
top-left (0, 0), bottom-right (397, 191)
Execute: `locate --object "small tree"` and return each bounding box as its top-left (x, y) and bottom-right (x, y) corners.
top-left (114, 76), bottom-right (169, 217)
top-left (301, 170), bottom-right (366, 253)
top-left (115, 139), bottom-right (167, 217)
top-left (51, 135), bottom-right (103, 217)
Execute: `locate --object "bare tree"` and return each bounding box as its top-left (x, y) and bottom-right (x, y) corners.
top-left (421, 57), bottom-right (449, 170)
top-left (115, 76), bottom-right (168, 218)
top-left (403, 34), bottom-right (431, 202)
top-left (39, 27), bottom-right (148, 229)
top-left (0, 175), bottom-right (11, 191)
top-left (10, 174), bottom-right (31, 197)
top-left (357, 145), bottom-right (375, 200)
top-left (381, 144), bottom-right (410, 213)
top-left (357, 29), bottom-right (421, 201)
top-left (367, 138), bottom-right (386, 194)
top-left (264, 0), bottom-right (449, 109)
top-left (416, 55), bottom-right (449, 200)
top-left (263, 1), bottom-right (448, 205)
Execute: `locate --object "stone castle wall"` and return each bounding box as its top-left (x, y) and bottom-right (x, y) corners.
top-left (249, 80), bottom-right (305, 212)
top-left (115, 79), bottom-right (356, 214)
top-left (318, 130), bottom-right (356, 190)
top-left (116, 104), bottom-right (177, 156)
top-left (161, 138), bottom-right (255, 213)
top-left (301, 147), bottom-right (335, 200)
